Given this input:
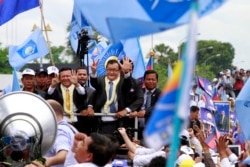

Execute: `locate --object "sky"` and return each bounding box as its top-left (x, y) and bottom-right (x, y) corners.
top-left (0, 0), bottom-right (249, 70)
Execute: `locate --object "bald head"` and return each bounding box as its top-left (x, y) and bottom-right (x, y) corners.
top-left (47, 99), bottom-right (64, 119)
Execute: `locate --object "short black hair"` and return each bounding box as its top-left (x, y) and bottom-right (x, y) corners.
top-left (59, 67), bottom-right (72, 73)
top-left (144, 70), bottom-right (158, 80)
top-left (190, 106), bottom-right (199, 113)
top-left (88, 133), bottom-right (113, 166)
top-left (75, 66), bottom-right (88, 74)
top-left (147, 156), bottom-right (166, 167)
top-left (106, 59), bottom-right (121, 70)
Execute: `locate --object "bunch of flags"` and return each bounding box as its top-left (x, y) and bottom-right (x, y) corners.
top-left (74, 0), bottom-right (227, 43)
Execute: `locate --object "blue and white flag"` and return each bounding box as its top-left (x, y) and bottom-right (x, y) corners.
top-left (2, 69), bottom-right (21, 95)
top-left (89, 38), bottom-right (145, 79)
top-left (8, 28), bottom-right (49, 70)
top-left (75, 0), bottom-right (227, 42)
top-left (89, 41), bottom-right (108, 59)
top-left (235, 78), bottom-right (250, 140)
top-left (0, 0), bottom-right (39, 26)
top-left (197, 76), bottom-right (213, 97)
top-left (69, 3), bottom-right (93, 53)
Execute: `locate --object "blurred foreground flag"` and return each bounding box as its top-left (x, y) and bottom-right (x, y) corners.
top-left (75, 0), bottom-right (227, 42)
top-left (92, 38), bottom-right (145, 79)
top-left (144, 0), bottom-right (199, 151)
top-left (143, 61), bottom-right (182, 149)
top-left (235, 79), bottom-right (250, 140)
top-left (0, 0), bottom-right (39, 26)
top-left (9, 28), bottom-right (49, 70)
top-left (168, 60), bottom-right (173, 78)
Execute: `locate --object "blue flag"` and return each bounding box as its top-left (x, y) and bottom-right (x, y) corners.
top-left (12, 68), bottom-right (20, 92)
top-left (0, 0), bottom-right (39, 26)
top-left (8, 28), bottom-right (49, 70)
top-left (90, 38), bottom-right (145, 79)
top-left (89, 41), bottom-right (108, 59)
top-left (69, 3), bottom-right (93, 53)
top-left (235, 78), bottom-right (250, 140)
top-left (75, 0), bottom-right (227, 42)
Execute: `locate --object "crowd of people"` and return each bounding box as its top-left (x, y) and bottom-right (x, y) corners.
top-left (1, 58), bottom-right (250, 167)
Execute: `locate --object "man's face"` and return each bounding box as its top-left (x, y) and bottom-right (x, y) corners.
top-left (190, 110), bottom-right (199, 120)
top-left (35, 73), bottom-right (48, 87)
top-left (106, 63), bottom-right (120, 81)
top-left (59, 70), bottom-right (72, 87)
top-left (74, 135), bottom-right (93, 163)
top-left (144, 73), bottom-right (158, 90)
top-left (77, 69), bottom-right (88, 84)
top-left (22, 75), bottom-right (35, 89)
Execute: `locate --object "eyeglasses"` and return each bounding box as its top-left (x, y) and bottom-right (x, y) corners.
top-left (106, 68), bottom-right (120, 72)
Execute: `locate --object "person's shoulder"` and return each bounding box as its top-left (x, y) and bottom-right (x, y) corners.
top-left (68, 162), bottom-right (98, 167)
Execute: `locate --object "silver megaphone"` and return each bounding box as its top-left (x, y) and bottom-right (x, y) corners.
top-left (0, 91), bottom-right (57, 165)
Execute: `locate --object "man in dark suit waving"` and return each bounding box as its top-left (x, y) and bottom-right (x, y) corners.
top-left (87, 58), bottom-right (141, 134)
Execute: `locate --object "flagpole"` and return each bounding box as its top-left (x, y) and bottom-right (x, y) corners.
top-left (39, 0), bottom-right (54, 65)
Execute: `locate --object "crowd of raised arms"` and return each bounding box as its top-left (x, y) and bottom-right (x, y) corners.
top-left (1, 57), bottom-right (250, 167)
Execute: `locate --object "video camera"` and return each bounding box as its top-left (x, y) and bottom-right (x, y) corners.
top-left (77, 29), bottom-right (96, 60)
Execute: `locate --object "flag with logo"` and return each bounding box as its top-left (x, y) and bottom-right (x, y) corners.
top-left (8, 28), bottom-right (49, 70)
top-left (0, 0), bottom-right (39, 26)
top-left (91, 38), bottom-right (145, 79)
top-left (75, 0), bottom-right (227, 42)
top-left (88, 41), bottom-right (108, 59)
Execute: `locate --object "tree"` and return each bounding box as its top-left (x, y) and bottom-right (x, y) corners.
top-left (196, 40), bottom-right (235, 80)
top-left (0, 44), bottom-right (12, 74)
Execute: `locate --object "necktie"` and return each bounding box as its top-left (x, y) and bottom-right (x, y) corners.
top-left (145, 91), bottom-right (152, 108)
top-left (65, 89), bottom-right (70, 111)
top-left (109, 81), bottom-right (116, 113)
top-left (109, 81), bottom-right (113, 100)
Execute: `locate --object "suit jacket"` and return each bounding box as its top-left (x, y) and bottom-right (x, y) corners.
top-left (143, 87), bottom-right (161, 123)
top-left (45, 84), bottom-right (87, 113)
top-left (89, 76), bottom-right (133, 112)
top-left (218, 115), bottom-right (229, 131)
top-left (123, 77), bottom-right (144, 112)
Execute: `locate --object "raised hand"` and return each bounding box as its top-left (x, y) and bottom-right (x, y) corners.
top-left (90, 58), bottom-right (99, 75)
top-left (70, 70), bottom-right (78, 86)
top-left (120, 56), bottom-right (132, 73)
top-left (51, 74), bottom-right (60, 88)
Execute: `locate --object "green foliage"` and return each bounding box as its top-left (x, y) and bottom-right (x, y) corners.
top-left (154, 63), bottom-right (168, 89)
top-left (196, 40), bottom-right (234, 80)
top-left (0, 44), bottom-right (12, 74)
